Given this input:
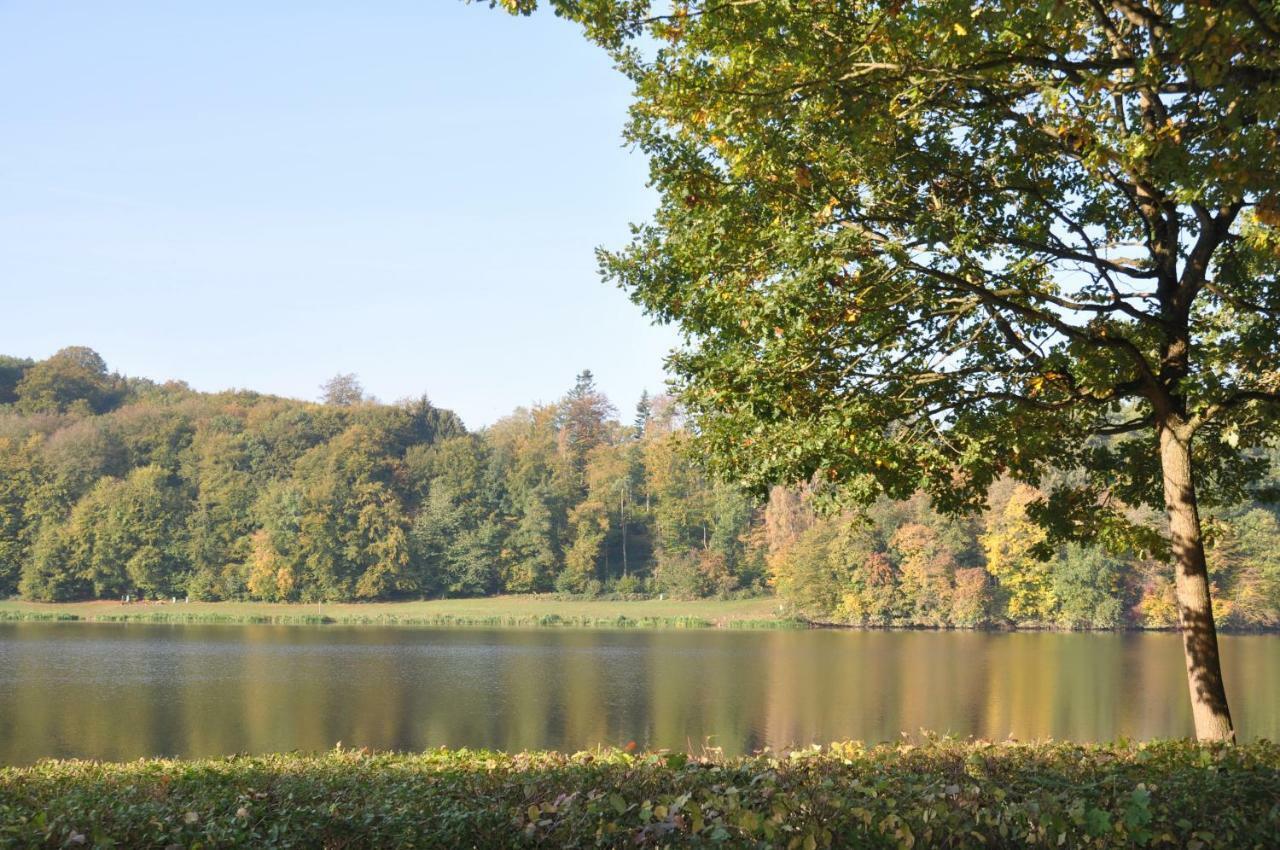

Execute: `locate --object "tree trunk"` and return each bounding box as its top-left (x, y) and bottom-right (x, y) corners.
top-left (1158, 419), bottom-right (1235, 742)
top-left (621, 489), bottom-right (629, 577)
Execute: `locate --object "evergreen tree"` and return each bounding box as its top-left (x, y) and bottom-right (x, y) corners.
top-left (633, 390), bottom-right (652, 437)
top-left (558, 370), bottom-right (615, 486)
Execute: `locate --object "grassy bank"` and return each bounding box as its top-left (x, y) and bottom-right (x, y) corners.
top-left (0, 596), bottom-right (795, 630)
top-left (2, 740), bottom-right (1277, 848)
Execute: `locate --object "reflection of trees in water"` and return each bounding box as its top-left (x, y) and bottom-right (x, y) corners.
top-left (500, 635), bottom-right (557, 752)
top-left (3, 626), bottom-right (1280, 764)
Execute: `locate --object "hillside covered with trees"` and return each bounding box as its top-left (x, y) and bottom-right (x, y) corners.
top-left (1, 347), bottom-right (1278, 629)
top-left (0, 348), bottom-right (763, 605)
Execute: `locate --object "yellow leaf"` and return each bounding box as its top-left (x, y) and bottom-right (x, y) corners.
top-left (1256, 196), bottom-right (1280, 227)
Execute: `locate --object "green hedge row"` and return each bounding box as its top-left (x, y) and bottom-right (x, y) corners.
top-left (2, 739), bottom-right (1278, 848)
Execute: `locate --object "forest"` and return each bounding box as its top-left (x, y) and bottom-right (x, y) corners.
top-left (2, 346), bottom-right (1278, 629)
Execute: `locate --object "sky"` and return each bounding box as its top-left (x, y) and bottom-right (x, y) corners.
top-left (0, 1), bottom-right (680, 428)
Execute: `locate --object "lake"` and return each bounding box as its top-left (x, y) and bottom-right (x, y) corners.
top-left (2, 623), bottom-right (1278, 765)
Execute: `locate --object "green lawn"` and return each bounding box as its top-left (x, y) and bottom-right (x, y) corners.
top-left (3, 739), bottom-right (1277, 848)
top-left (0, 595), bottom-right (793, 629)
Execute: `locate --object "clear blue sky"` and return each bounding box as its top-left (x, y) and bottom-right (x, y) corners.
top-left (0, 1), bottom-right (678, 427)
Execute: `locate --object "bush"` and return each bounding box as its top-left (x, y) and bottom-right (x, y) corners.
top-left (2, 739), bottom-right (1278, 848)
top-left (652, 550), bottom-right (709, 598)
top-left (609, 574), bottom-right (646, 596)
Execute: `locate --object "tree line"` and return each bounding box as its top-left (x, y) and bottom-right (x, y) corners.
top-left (1, 347), bottom-right (1278, 628)
top-left (767, 476), bottom-right (1280, 631)
top-left (0, 348), bottom-right (763, 603)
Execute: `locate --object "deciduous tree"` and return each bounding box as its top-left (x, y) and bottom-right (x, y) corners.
top-left (320, 373), bottom-right (366, 407)
top-left (983, 484), bottom-right (1056, 622)
top-left (15, 347), bottom-right (119, 415)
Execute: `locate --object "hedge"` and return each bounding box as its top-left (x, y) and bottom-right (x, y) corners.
top-left (2, 738), bottom-right (1278, 848)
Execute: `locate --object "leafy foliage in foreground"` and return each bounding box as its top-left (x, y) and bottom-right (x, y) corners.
top-left (2, 740), bottom-right (1278, 848)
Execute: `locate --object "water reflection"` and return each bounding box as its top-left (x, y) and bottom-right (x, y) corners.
top-left (1, 623), bottom-right (1277, 764)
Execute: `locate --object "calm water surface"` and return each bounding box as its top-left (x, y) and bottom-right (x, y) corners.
top-left (2, 623), bottom-right (1278, 764)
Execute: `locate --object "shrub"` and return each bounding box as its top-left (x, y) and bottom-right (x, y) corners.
top-left (610, 574), bottom-right (645, 596)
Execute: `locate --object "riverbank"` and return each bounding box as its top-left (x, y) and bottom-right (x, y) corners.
top-left (2, 739), bottom-right (1276, 848)
top-left (0, 596), bottom-right (795, 630)
top-left (5, 597), bottom-right (1276, 633)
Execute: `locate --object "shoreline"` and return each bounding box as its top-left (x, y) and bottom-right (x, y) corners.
top-left (0, 596), bottom-right (795, 631)
top-left (2, 597), bottom-right (1278, 633)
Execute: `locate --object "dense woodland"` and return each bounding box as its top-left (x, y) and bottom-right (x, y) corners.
top-left (1, 347), bottom-right (1278, 629)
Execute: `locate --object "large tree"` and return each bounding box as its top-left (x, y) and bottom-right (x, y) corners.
top-left (319, 373), bottom-right (366, 407)
top-left (15, 347), bottom-right (119, 415)
top-left (500, 0), bottom-right (1280, 740)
